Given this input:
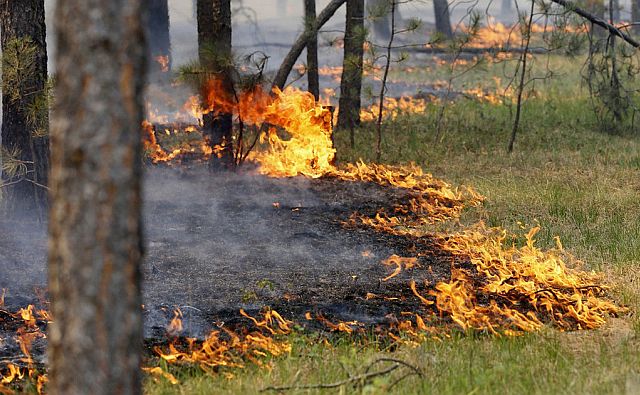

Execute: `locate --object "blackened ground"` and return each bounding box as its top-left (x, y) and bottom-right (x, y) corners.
top-left (141, 167), bottom-right (454, 338)
top-left (0, 166), bottom-right (457, 349)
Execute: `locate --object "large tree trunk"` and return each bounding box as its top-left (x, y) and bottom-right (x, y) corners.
top-left (336, 0), bottom-right (364, 142)
top-left (0, 0), bottom-right (49, 212)
top-left (305, 0), bottom-right (320, 100)
top-left (148, 0), bottom-right (172, 75)
top-left (197, 0), bottom-right (234, 169)
top-left (433, 0), bottom-right (453, 39)
top-left (272, 0), bottom-right (346, 90)
top-left (48, 0), bottom-right (146, 394)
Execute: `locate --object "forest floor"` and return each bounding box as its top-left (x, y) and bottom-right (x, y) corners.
top-left (143, 53), bottom-right (640, 395)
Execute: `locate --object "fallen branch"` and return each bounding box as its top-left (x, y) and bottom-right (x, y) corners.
top-left (271, 0), bottom-right (346, 90)
top-left (260, 358), bottom-right (422, 392)
top-left (549, 0), bottom-right (640, 48)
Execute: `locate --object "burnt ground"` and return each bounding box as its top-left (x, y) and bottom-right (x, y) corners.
top-left (0, 166), bottom-right (458, 362)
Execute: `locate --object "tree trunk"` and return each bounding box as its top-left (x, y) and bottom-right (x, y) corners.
top-left (148, 0), bottom-right (172, 75)
top-left (197, 0), bottom-right (234, 169)
top-left (337, 0), bottom-right (364, 141)
top-left (305, 0), bottom-right (320, 100)
top-left (433, 0), bottom-right (453, 39)
top-left (0, 0), bottom-right (49, 212)
top-left (48, 0), bottom-right (146, 394)
top-left (272, 0), bottom-right (346, 90)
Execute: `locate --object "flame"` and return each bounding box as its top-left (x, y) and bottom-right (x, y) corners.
top-left (167, 308), bottom-right (183, 337)
top-left (154, 55), bottom-right (170, 73)
top-left (382, 255), bottom-right (419, 281)
top-left (155, 309), bottom-right (292, 374)
top-left (360, 96), bottom-right (428, 122)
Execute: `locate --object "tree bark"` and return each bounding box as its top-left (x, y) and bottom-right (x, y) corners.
top-left (272, 0), bottom-right (346, 90)
top-left (148, 0), bottom-right (172, 75)
top-left (48, 0), bottom-right (146, 394)
top-left (433, 0), bottom-right (453, 39)
top-left (305, 0), bottom-right (320, 100)
top-left (337, 0), bottom-right (364, 140)
top-left (197, 0), bottom-right (235, 169)
top-left (0, 0), bottom-right (49, 212)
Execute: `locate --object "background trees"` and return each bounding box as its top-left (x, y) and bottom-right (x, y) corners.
top-left (0, 0), bottom-right (49, 212)
top-left (48, 0), bottom-right (147, 393)
top-left (197, 0), bottom-right (235, 168)
top-left (148, 0), bottom-right (172, 76)
top-left (337, 0), bottom-right (365, 144)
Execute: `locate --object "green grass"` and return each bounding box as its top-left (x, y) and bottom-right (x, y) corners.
top-left (145, 57), bottom-right (640, 394)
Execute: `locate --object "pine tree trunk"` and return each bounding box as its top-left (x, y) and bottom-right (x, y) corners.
top-left (0, 0), bottom-right (49, 212)
top-left (305, 0), bottom-right (320, 100)
top-left (148, 0), bottom-right (172, 75)
top-left (337, 0), bottom-right (364, 140)
top-left (48, 1), bottom-right (146, 394)
top-left (433, 0), bottom-right (453, 39)
top-left (197, 0), bottom-right (234, 169)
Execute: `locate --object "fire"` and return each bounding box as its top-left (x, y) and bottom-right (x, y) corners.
top-left (167, 308), bottom-right (183, 337)
top-left (154, 309), bottom-right (292, 376)
top-left (381, 255), bottom-right (419, 281)
top-left (139, 72), bottom-right (621, 339)
top-left (154, 55), bottom-right (170, 73)
top-left (360, 96), bottom-right (428, 122)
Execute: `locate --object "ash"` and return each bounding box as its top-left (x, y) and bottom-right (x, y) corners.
top-left (0, 166), bottom-right (451, 341)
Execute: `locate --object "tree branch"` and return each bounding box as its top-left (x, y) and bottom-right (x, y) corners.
top-left (271, 0), bottom-right (346, 91)
top-left (549, 0), bottom-right (640, 48)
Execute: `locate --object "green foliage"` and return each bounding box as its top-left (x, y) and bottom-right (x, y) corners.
top-left (0, 36), bottom-right (38, 103)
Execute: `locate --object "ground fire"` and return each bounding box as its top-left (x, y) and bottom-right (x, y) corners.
top-left (0, 72), bottom-right (625, 389)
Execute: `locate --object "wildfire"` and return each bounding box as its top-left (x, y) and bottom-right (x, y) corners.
top-left (153, 308), bottom-right (292, 380)
top-left (154, 55), bottom-right (170, 73)
top-left (139, 72), bottom-right (622, 340)
top-left (0, 303), bottom-right (48, 394)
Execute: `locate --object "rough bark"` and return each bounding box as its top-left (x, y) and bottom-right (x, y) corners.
top-left (48, 1), bottom-right (146, 394)
top-left (433, 0), bottom-right (453, 39)
top-left (272, 0), bottom-right (346, 90)
top-left (0, 0), bottom-right (49, 212)
top-left (197, 0), bottom-right (234, 168)
top-left (148, 0), bottom-right (172, 75)
top-left (337, 0), bottom-right (364, 139)
top-left (305, 0), bottom-right (320, 100)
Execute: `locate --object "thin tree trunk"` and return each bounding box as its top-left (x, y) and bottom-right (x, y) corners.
top-left (433, 0), bottom-right (453, 39)
top-left (376, 0), bottom-right (395, 162)
top-left (0, 0), bottom-right (49, 212)
top-left (336, 0), bottom-right (364, 146)
top-left (197, 0), bottom-right (235, 169)
top-left (272, 0), bottom-right (346, 90)
top-left (48, 0), bottom-right (146, 393)
top-left (508, 0), bottom-right (534, 153)
top-left (305, 0), bottom-right (320, 100)
top-left (148, 0), bottom-right (172, 75)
